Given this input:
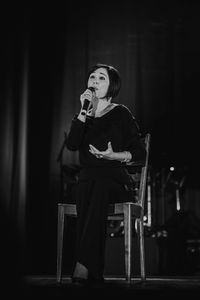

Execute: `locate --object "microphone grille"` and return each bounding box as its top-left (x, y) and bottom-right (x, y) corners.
top-left (88, 87), bottom-right (95, 92)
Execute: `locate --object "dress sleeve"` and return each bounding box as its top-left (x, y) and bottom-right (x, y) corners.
top-left (65, 114), bottom-right (86, 151)
top-left (122, 106), bottom-right (146, 162)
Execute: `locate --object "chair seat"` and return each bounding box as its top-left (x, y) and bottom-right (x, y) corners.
top-left (58, 203), bottom-right (77, 216)
top-left (58, 202), bottom-right (142, 218)
top-left (108, 202), bottom-right (142, 218)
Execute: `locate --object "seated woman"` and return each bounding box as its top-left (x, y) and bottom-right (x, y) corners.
top-left (65, 63), bottom-right (146, 286)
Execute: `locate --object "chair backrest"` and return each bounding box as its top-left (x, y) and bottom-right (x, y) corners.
top-left (126, 133), bottom-right (151, 209)
top-left (138, 133), bottom-right (150, 208)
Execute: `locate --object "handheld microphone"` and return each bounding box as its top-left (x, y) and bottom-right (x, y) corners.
top-left (81, 87), bottom-right (95, 112)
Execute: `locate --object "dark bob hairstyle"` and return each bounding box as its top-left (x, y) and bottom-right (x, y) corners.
top-left (86, 63), bottom-right (121, 99)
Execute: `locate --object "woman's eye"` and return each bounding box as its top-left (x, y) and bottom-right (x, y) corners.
top-left (99, 76), bottom-right (105, 80)
top-left (89, 75), bottom-right (95, 79)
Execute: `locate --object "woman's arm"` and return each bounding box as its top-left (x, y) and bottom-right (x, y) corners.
top-left (89, 142), bottom-right (132, 162)
top-left (122, 106), bottom-right (146, 162)
top-left (88, 106), bottom-right (146, 162)
top-left (66, 88), bottom-right (94, 151)
top-left (65, 114), bottom-right (86, 151)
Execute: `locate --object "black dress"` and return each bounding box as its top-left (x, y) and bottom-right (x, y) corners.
top-left (66, 104), bottom-right (146, 280)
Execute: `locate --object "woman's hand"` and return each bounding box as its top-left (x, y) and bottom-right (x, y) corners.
top-left (89, 142), bottom-right (114, 160)
top-left (89, 142), bottom-right (132, 162)
top-left (80, 88), bottom-right (95, 111)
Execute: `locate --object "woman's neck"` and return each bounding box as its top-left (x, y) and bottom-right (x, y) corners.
top-left (87, 97), bottom-right (112, 117)
top-left (95, 98), bottom-right (111, 113)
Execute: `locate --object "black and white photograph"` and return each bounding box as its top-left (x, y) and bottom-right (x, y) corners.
top-left (1, 0), bottom-right (200, 298)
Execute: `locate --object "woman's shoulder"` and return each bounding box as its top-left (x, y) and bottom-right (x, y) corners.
top-left (113, 103), bottom-right (135, 118)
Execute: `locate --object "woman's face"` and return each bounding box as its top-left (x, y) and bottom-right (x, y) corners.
top-left (88, 67), bottom-right (110, 99)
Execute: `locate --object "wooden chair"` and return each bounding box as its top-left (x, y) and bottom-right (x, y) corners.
top-left (56, 133), bottom-right (151, 284)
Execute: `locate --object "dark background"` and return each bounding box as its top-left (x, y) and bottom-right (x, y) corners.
top-left (1, 0), bottom-right (200, 279)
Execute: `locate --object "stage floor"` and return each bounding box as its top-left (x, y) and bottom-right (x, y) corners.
top-left (20, 275), bottom-right (200, 298)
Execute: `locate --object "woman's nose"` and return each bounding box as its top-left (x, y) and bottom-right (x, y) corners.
top-left (93, 77), bottom-right (99, 84)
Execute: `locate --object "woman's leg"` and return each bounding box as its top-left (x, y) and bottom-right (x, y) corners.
top-left (72, 181), bottom-right (92, 279)
top-left (74, 179), bottom-right (130, 280)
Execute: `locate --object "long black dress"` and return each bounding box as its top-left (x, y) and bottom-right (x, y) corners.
top-left (66, 103), bottom-right (146, 280)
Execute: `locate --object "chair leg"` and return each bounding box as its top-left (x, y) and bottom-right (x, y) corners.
top-left (56, 205), bottom-right (65, 283)
top-left (139, 219), bottom-right (146, 281)
top-left (124, 203), bottom-right (132, 284)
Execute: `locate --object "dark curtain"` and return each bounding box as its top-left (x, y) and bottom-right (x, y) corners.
top-left (1, 1), bottom-right (200, 276)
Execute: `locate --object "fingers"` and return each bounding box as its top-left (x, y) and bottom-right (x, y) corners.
top-left (80, 88), bottom-right (94, 104)
top-left (89, 142), bottom-right (113, 160)
top-left (89, 144), bottom-right (104, 159)
top-left (90, 143), bottom-right (112, 152)
top-left (89, 150), bottom-right (103, 159)
top-left (89, 144), bottom-right (99, 153)
top-left (107, 141), bottom-right (112, 149)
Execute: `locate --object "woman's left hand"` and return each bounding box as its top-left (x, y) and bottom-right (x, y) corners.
top-left (89, 142), bottom-right (114, 160)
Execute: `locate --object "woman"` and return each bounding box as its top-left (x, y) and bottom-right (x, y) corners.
top-left (66, 63), bottom-right (146, 286)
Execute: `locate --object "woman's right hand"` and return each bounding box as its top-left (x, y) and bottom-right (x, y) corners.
top-left (80, 88), bottom-right (94, 110)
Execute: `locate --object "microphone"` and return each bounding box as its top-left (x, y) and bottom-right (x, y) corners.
top-left (81, 87), bottom-right (95, 113)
